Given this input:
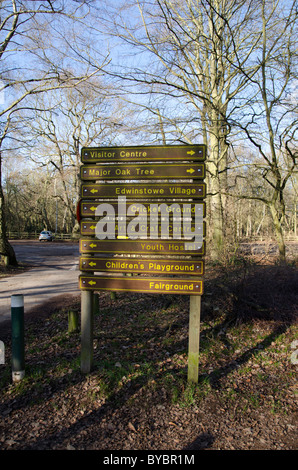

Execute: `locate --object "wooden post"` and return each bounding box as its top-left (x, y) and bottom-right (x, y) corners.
top-left (81, 290), bottom-right (94, 374)
top-left (187, 295), bottom-right (201, 383)
top-left (93, 292), bottom-right (99, 315)
top-left (68, 310), bottom-right (78, 333)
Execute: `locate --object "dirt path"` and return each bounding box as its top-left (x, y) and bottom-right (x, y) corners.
top-left (0, 261), bottom-right (297, 451)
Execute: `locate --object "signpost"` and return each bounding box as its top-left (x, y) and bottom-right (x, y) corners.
top-left (78, 144), bottom-right (206, 382)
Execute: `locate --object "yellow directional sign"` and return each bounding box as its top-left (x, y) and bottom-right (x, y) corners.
top-left (79, 200), bottom-right (206, 218)
top-left (80, 238), bottom-right (205, 255)
top-left (80, 256), bottom-right (204, 276)
top-left (79, 275), bottom-right (203, 295)
top-left (80, 220), bottom-right (206, 238)
top-left (81, 144), bottom-right (206, 163)
top-left (81, 182), bottom-right (206, 199)
top-left (80, 163), bottom-right (205, 180)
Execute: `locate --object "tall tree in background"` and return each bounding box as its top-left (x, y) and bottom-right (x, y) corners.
top-left (99, 0), bottom-right (266, 259)
top-left (0, 0), bottom-right (103, 266)
top-left (21, 80), bottom-right (131, 234)
top-left (231, 0), bottom-right (298, 260)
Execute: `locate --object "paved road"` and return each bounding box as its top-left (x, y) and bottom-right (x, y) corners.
top-left (0, 241), bottom-right (80, 323)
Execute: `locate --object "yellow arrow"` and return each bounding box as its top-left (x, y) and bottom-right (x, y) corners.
top-left (88, 280), bottom-right (96, 286)
top-left (89, 243), bottom-right (96, 248)
top-left (187, 150), bottom-right (195, 155)
top-left (89, 262), bottom-right (96, 267)
top-left (90, 225), bottom-right (96, 230)
top-left (187, 168), bottom-right (195, 174)
top-left (90, 188), bottom-right (98, 194)
top-left (90, 206), bottom-right (97, 211)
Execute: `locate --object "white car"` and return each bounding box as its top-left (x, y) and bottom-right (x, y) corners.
top-left (39, 231), bottom-right (54, 241)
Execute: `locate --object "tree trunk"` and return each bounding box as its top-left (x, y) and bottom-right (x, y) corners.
top-left (0, 184), bottom-right (18, 266)
top-left (269, 202), bottom-right (286, 261)
top-left (208, 130), bottom-right (224, 260)
top-left (209, 181), bottom-right (224, 259)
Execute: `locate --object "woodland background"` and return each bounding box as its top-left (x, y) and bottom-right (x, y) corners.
top-left (0, 0), bottom-right (297, 265)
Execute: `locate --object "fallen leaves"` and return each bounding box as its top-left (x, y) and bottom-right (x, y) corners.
top-left (128, 422), bottom-right (137, 433)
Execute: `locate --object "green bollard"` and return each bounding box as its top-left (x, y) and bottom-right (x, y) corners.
top-left (11, 294), bottom-right (25, 382)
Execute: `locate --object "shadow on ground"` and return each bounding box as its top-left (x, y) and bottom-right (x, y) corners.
top-left (0, 261), bottom-right (297, 449)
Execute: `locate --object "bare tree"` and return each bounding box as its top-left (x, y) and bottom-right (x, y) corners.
top-left (230, 0), bottom-right (298, 260)
top-left (0, 0), bottom-right (106, 265)
top-left (16, 79), bottom-right (134, 234)
top-left (97, 0), bottom-right (266, 258)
